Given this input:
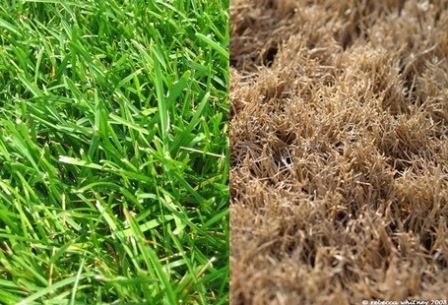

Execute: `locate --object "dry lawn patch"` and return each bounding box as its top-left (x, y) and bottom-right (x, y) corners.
top-left (230, 1), bottom-right (448, 304)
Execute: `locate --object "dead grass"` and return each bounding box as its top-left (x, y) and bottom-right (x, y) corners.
top-left (230, 1), bottom-right (448, 304)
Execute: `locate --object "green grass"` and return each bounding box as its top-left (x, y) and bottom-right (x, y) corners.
top-left (0, 1), bottom-right (229, 304)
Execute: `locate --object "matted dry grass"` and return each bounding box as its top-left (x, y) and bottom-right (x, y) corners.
top-left (230, 1), bottom-right (448, 304)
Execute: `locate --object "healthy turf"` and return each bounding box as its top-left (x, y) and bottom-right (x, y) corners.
top-left (0, 1), bottom-right (229, 304)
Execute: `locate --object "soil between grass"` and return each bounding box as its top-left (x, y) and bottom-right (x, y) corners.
top-left (230, 1), bottom-right (448, 304)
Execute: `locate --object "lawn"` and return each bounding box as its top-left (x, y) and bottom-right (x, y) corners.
top-left (231, 0), bottom-right (448, 304)
top-left (0, 0), bottom-right (229, 304)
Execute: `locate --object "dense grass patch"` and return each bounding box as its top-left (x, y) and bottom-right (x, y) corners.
top-left (231, 0), bottom-right (447, 304)
top-left (0, 0), bottom-right (229, 304)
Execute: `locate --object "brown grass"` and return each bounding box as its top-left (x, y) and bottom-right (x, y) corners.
top-left (230, 1), bottom-right (448, 304)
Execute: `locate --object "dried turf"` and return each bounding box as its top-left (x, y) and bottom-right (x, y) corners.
top-left (230, 1), bottom-right (448, 304)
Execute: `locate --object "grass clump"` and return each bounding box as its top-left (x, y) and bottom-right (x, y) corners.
top-left (0, 0), bottom-right (229, 304)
